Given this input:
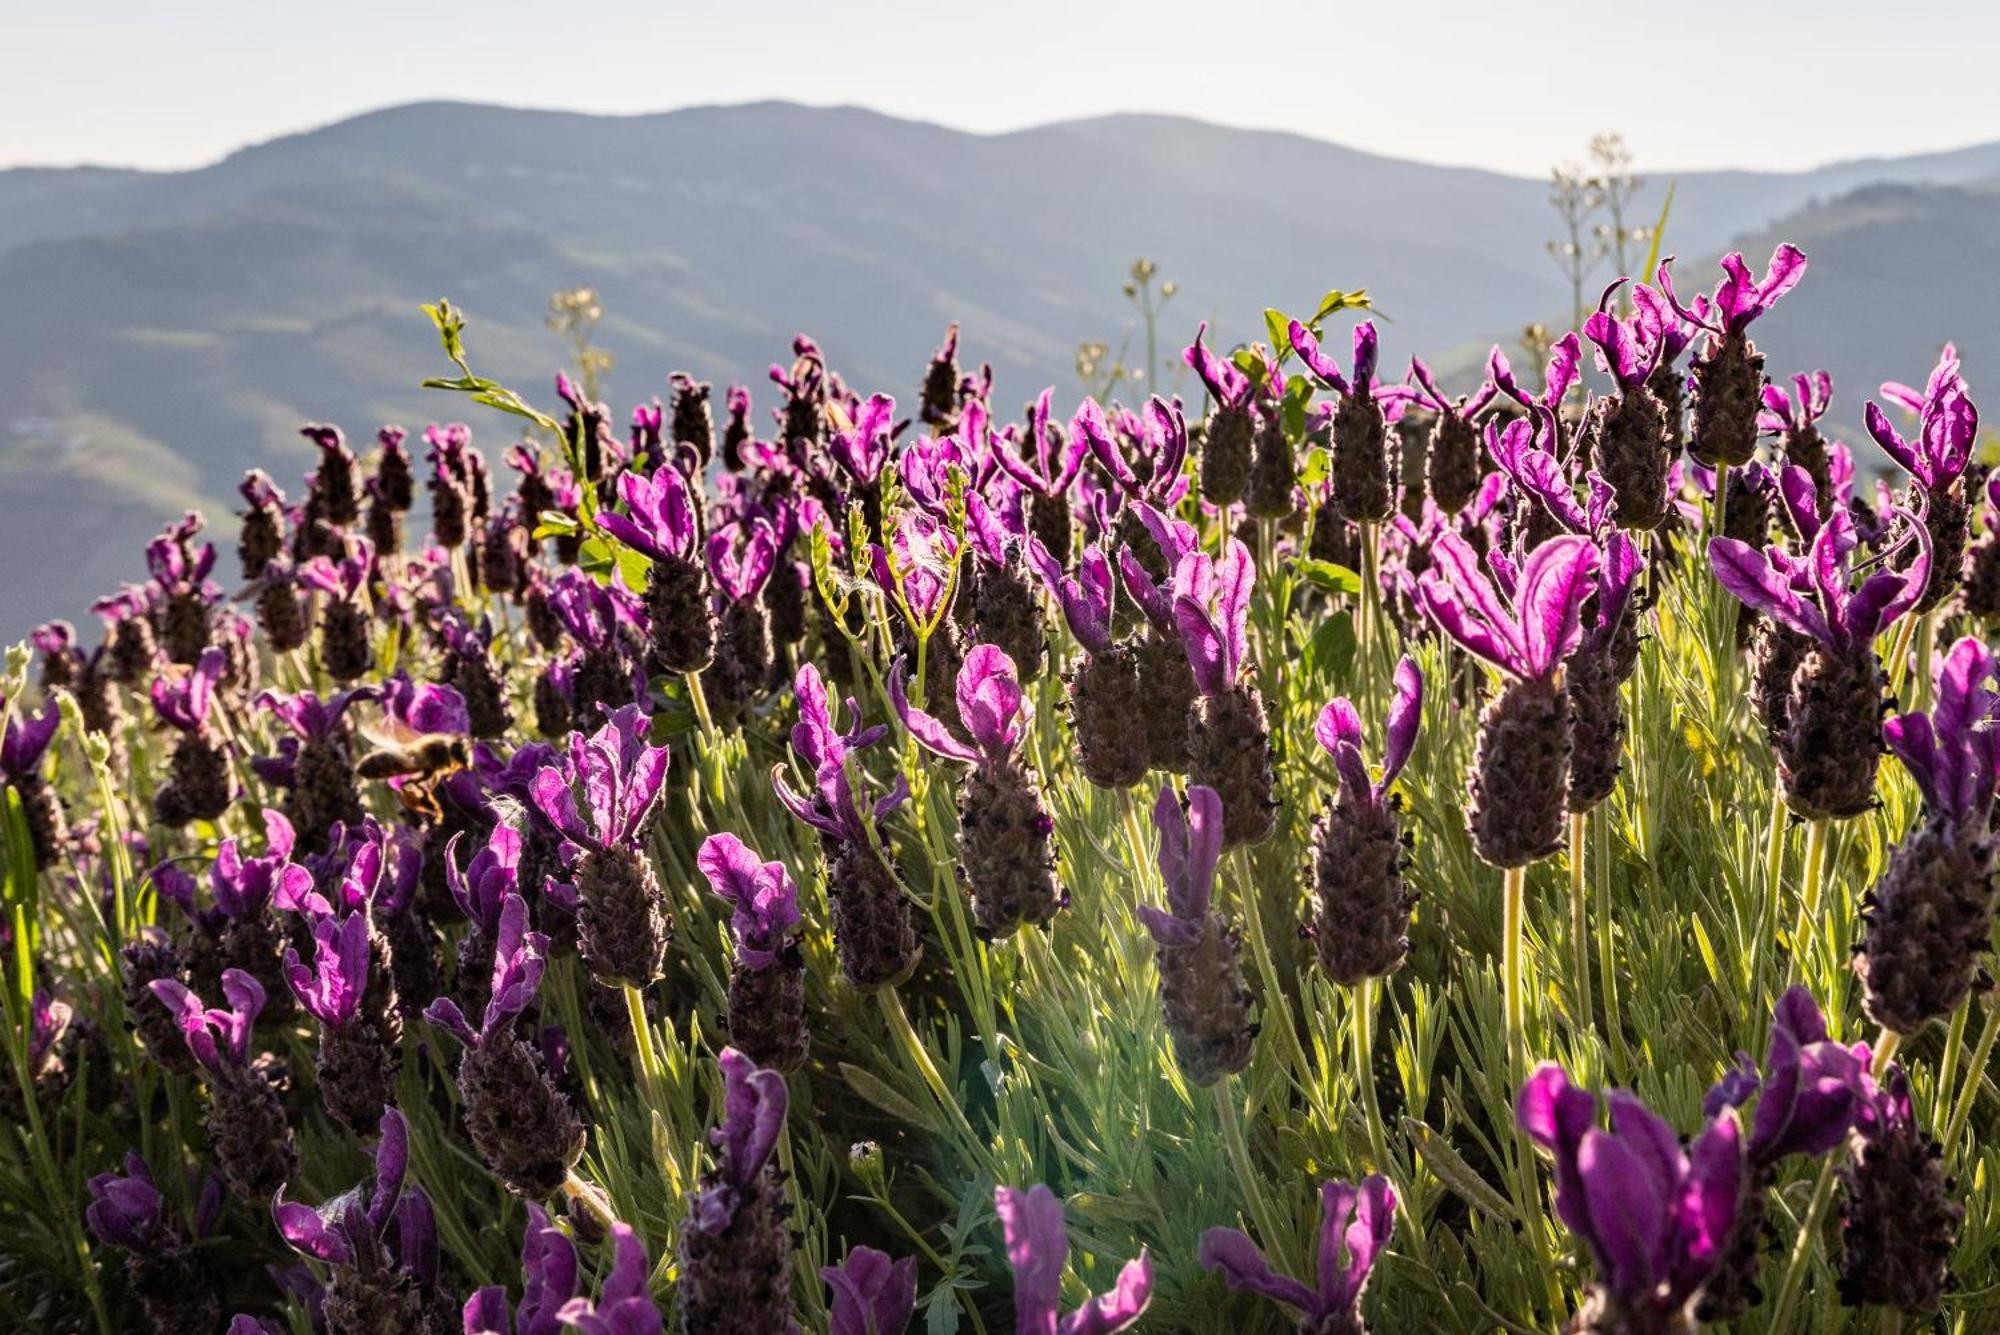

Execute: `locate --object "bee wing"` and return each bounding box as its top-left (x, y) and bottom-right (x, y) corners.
top-left (357, 712), bottom-right (425, 751)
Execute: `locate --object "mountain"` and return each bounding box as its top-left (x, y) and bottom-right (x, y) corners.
top-left (1, 100), bottom-right (1994, 634)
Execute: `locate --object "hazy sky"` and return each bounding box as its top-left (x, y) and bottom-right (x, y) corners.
top-left (9, 2), bottom-right (2000, 176)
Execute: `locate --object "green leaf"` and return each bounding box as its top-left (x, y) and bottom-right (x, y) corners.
top-left (1641, 182), bottom-right (1676, 284)
top-left (1264, 308), bottom-right (1295, 363)
top-left (1404, 1117), bottom-right (1519, 1225)
top-left (1292, 558), bottom-right (1362, 595)
top-left (1228, 346), bottom-right (1264, 381)
top-left (1313, 288), bottom-right (1375, 323)
top-left (839, 1063), bottom-right (941, 1135)
top-left (532, 510), bottom-right (580, 541)
top-left (1302, 608), bottom-right (1357, 679)
top-left (1299, 445), bottom-right (1330, 486)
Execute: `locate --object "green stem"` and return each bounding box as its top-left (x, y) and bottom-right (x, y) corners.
top-left (879, 987), bottom-right (984, 1155)
top-left (1212, 1081), bottom-right (1296, 1279)
top-left (1593, 808), bottom-right (1625, 1078)
top-left (1351, 976), bottom-right (1389, 1173)
top-left (1567, 813), bottom-right (1592, 1033)
top-left (622, 983), bottom-right (664, 1105)
top-left (1885, 611), bottom-right (1921, 704)
top-left (1944, 997), bottom-right (2000, 1157)
top-left (1767, 1154), bottom-right (1840, 1333)
top-left (1789, 817), bottom-right (1830, 983)
top-left (1936, 998), bottom-right (1971, 1130)
top-left (1502, 864), bottom-right (1529, 1082)
top-left (1754, 786), bottom-right (1788, 1013)
top-left (562, 1171), bottom-right (619, 1231)
top-left (685, 670), bottom-right (717, 742)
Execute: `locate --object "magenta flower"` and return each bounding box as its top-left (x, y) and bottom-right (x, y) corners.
top-left (1883, 635), bottom-right (2000, 822)
top-left (297, 538), bottom-right (376, 603)
top-left (1486, 334), bottom-right (1583, 420)
top-left (1866, 347), bottom-right (1979, 492)
top-left (706, 518), bottom-right (778, 602)
top-left (531, 705), bottom-right (670, 854)
top-left (1707, 504), bottom-right (1930, 653)
top-left (870, 510), bottom-right (960, 630)
top-left (556, 1222), bottom-right (662, 1335)
top-left (281, 909), bottom-right (372, 1028)
top-left (692, 1048), bottom-right (788, 1230)
top-left (995, 1184), bottom-right (1152, 1334)
top-left (254, 686), bottom-right (374, 742)
top-left (0, 695), bottom-right (60, 783)
top-left (1518, 1064), bottom-right (1743, 1323)
top-left (1172, 538), bottom-right (1254, 697)
top-left (1030, 543), bottom-right (1117, 657)
top-left (274, 1108), bottom-right (439, 1289)
top-left (891, 643), bottom-right (1029, 765)
top-left (1416, 533), bottom-right (1601, 683)
top-left (996, 388), bottom-right (1089, 501)
top-left (1134, 783), bottom-right (1224, 950)
top-left (148, 969), bottom-right (266, 1077)
top-left (829, 393), bottom-right (899, 488)
top-left (1184, 322), bottom-right (1256, 410)
top-left (824, 1247), bottom-right (918, 1335)
top-left (772, 663), bottom-right (907, 843)
top-left (1760, 370), bottom-right (1833, 440)
top-left (86, 1153), bottom-right (170, 1255)
top-left (445, 825), bottom-right (524, 939)
top-left (1705, 987), bottom-right (1875, 1168)
top-left (1288, 319), bottom-right (1390, 402)
top-left (151, 646), bottom-right (227, 734)
top-left (1076, 397), bottom-right (1190, 509)
top-left (145, 510), bottom-right (219, 593)
top-left (599, 464), bottom-right (699, 563)
top-left (1582, 280), bottom-right (1667, 392)
top-left (1113, 503), bottom-right (1200, 633)
top-left (1199, 1174), bottom-right (1396, 1328)
top-left (1316, 656), bottom-right (1423, 809)
top-left (1659, 244), bottom-right (1807, 338)
top-left (425, 892), bottom-right (548, 1043)
top-left (463, 1203), bottom-right (578, 1335)
top-left (696, 833), bottom-right (802, 970)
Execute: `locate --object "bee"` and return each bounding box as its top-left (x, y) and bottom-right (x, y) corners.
top-left (355, 714), bottom-right (472, 823)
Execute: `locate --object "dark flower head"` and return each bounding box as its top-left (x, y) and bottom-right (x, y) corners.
top-left (1518, 1063), bottom-right (1743, 1321)
top-left (282, 909), bottom-right (372, 1027)
top-left (995, 1183), bottom-right (1152, 1334)
top-left (1172, 538), bottom-right (1254, 697)
top-left (1316, 656), bottom-right (1423, 808)
top-left (1658, 243), bottom-right (1808, 336)
top-left (463, 1203), bottom-right (577, 1335)
top-left (1883, 635), bottom-right (2000, 823)
top-left (151, 646), bottom-right (228, 734)
top-left (890, 643), bottom-right (1028, 765)
top-left (424, 891), bottom-right (548, 1043)
top-left (1708, 502), bottom-right (1931, 653)
top-left (1200, 1174), bottom-right (1397, 1328)
top-left (1135, 783), bottom-right (1223, 949)
top-left (148, 969), bottom-right (265, 1075)
top-left (598, 463), bottom-right (699, 563)
top-left (697, 833), bottom-right (802, 969)
top-left (530, 705), bottom-right (669, 854)
top-left (1417, 533), bottom-right (1600, 684)
top-left (824, 1246), bottom-right (918, 1335)
top-left (238, 469), bottom-right (288, 512)
top-left (1705, 986), bottom-right (1875, 1168)
top-left (1866, 346), bottom-right (1978, 492)
top-left (554, 1221), bottom-right (661, 1335)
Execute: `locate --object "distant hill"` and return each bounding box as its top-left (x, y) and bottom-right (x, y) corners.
top-left (1, 100), bottom-right (1994, 633)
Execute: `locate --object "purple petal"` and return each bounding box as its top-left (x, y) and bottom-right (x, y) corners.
top-left (956, 644), bottom-right (1026, 758)
top-left (1380, 658), bottom-right (1423, 789)
top-left (996, 1185), bottom-right (1067, 1330)
top-left (1514, 535), bottom-right (1600, 679)
top-left (888, 659), bottom-right (979, 764)
top-left (1198, 1228), bottom-right (1316, 1313)
top-left (1576, 1128), bottom-right (1666, 1298)
top-left (1059, 1251), bottom-right (1152, 1335)
top-left (1706, 539), bottom-right (1830, 645)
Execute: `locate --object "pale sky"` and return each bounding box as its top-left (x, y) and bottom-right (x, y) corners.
top-left (7, 1), bottom-right (1999, 177)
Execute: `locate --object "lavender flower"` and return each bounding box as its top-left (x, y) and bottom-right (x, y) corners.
top-left (284, 908), bottom-right (400, 1132)
top-left (1836, 1064), bottom-right (1961, 1316)
top-left (1308, 657), bottom-right (1423, 984)
top-left (1659, 243), bottom-right (1808, 468)
top-left (146, 511), bottom-right (221, 665)
top-left (773, 664), bottom-right (917, 988)
top-left (302, 422), bottom-right (363, 527)
top-left (298, 539), bottom-right (378, 682)
top-left (462, 1203), bottom-right (578, 1335)
top-left (1581, 282), bottom-right (1674, 531)
top-left (1199, 1174), bottom-right (1396, 1331)
top-left (1136, 784), bottom-right (1255, 1085)
top-left (962, 488), bottom-right (1048, 685)
top-left (531, 705), bottom-right (672, 988)
top-left (1174, 538), bottom-right (1276, 846)
top-left (893, 644), bottom-right (1063, 936)
top-left (151, 646), bottom-right (233, 826)
top-left (1113, 502), bottom-right (1202, 772)
top-left (1759, 370), bottom-right (1836, 517)
top-left (237, 469), bottom-right (289, 581)
top-left (1856, 636), bottom-right (2000, 1032)
top-left (698, 833), bottom-right (808, 1071)
top-left (274, 1107), bottom-right (457, 1334)
top-left (994, 1183), bottom-right (1152, 1334)
top-left (1077, 396), bottom-right (1190, 583)
top-left (1709, 502), bottom-right (1931, 818)
top-left (599, 462), bottom-right (714, 674)
top-left (1185, 322), bottom-right (1260, 506)
top-left (1518, 1063), bottom-right (1743, 1331)
top-left (256, 686), bottom-right (370, 849)
top-left (702, 518), bottom-right (778, 722)
top-left (87, 1153), bottom-right (225, 1335)
top-left (1867, 346), bottom-right (1979, 612)
top-left (1487, 333), bottom-right (1583, 459)
top-left (1696, 987), bottom-right (1876, 1319)
top-left (1, 692), bottom-right (65, 868)
top-left (425, 892), bottom-right (585, 1197)
top-left (1417, 532), bottom-right (1600, 866)
top-left (824, 1247), bottom-right (917, 1335)
top-left (1405, 355), bottom-right (1497, 514)
top-left (996, 387), bottom-right (1088, 560)
top-left (1292, 319), bottom-right (1403, 522)
top-left (149, 970), bottom-right (296, 1202)
top-left (678, 1048), bottom-right (796, 1335)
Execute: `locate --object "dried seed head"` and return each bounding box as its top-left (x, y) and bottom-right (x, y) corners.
top-left (455, 1033), bottom-right (585, 1199)
top-left (1245, 411), bottom-right (1299, 520)
top-left (1309, 793), bottom-right (1416, 986)
top-left (319, 600), bottom-right (375, 683)
top-left (1067, 646), bottom-right (1152, 789)
top-left (1187, 683), bottom-right (1278, 848)
top-left (957, 758), bottom-right (1063, 937)
top-left (1856, 814), bottom-right (1996, 1035)
top-left (647, 554), bottom-right (715, 674)
top-left (1428, 410), bottom-right (1485, 515)
top-left (573, 844), bottom-right (670, 989)
top-left (969, 557), bottom-right (1046, 684)
top-left (1332, 393), bottom-right (1396, 522)
top-left (1777, 644), bottom-right (1886, 821)
top-left (726, 946), bottom-right (810, 1073)
top-left (1689, 328), bottom-right (1766, 469)
top-left (1588, 388), bottom-right (1673, 531)
top-left (207, 1063), bottom-right (296, 1203)
top-left (1201, 405), bottom-right (1255, 507)
top-left (1837, 1073), bottom-right (1961, 1316)
top-left (824, 836), bottom-right (919, 990)
top-left (1154, 910), bottom-right (1256, 1086)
